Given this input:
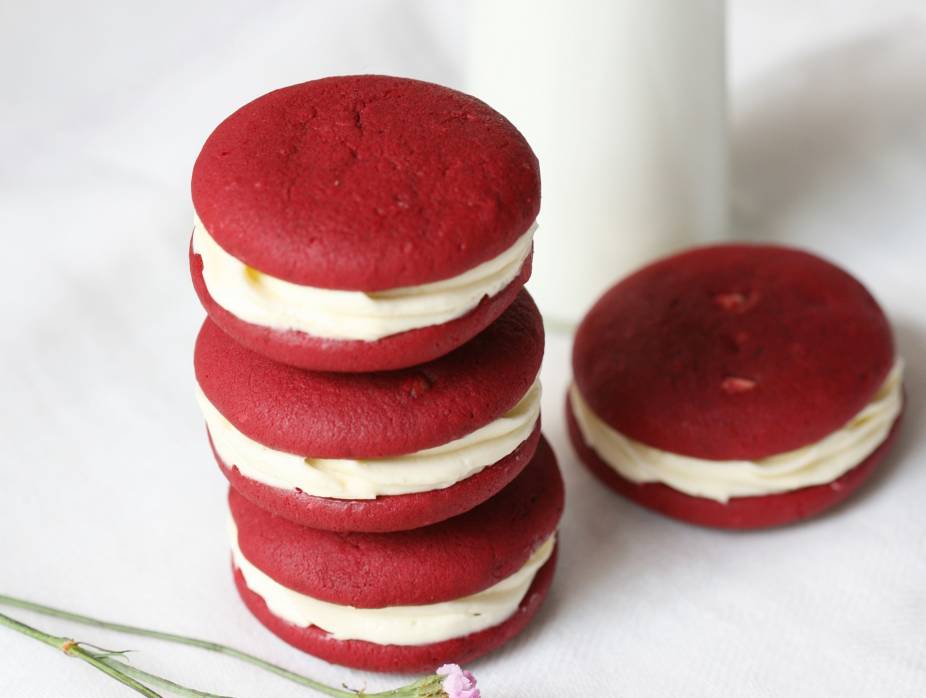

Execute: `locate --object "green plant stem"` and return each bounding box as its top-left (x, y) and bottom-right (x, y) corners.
top-left (98, 657), bottom-right (234, 698)
top-left (0, 611), bottom-right (161, 697)
top-left (0, 594), bottom-right (434, 698)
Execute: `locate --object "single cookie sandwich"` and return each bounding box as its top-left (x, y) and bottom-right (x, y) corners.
top-left (228, 437), bottom-right (563, 672)
top-left (567, 244), bottom-right (904, 529)
top-left (190, 75), bottom-right (539, 372)
top-left (196, 291), bottom-right (544, 533)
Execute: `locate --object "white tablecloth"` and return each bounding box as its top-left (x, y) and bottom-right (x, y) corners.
top-left (2, 2), bottom-right (925, 696)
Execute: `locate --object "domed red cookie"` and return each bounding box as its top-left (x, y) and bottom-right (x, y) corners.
top-left (215, 422), bottom-right (541, 533)
top-left (573, 244), bottom-right (894, 461)
top-left (195, 289), bottom-right (542, 457)
top-left (567, 395), bottom-right (903, 529)
top-left (190, 246), bottom-right (532, 372)
top-left (192, 75), bottom-right (540, 290)
top-left (233, 550), bottom-right (556, 673)
top-left (228, 436), bottom-right (563, 607)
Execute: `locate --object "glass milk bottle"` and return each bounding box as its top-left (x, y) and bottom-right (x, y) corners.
top-left (467, 0), bottom-right (728, 327)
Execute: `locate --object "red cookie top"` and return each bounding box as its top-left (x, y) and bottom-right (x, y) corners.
top-left (196, 290), bottom-right (543, 458)
top-left (229, 436), bottom-right (563, 607)
top-left (573, 244), bottom-right (895, 461)
top-left (192, 75), bottom-right (540, 291)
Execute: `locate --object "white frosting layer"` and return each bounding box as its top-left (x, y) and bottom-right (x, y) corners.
top-left (192, 217), bottom-right (535, 341)
top-left (197, 380), bottom-right (541, 499)
top-left (569, 360), bottom-right (904, 502)
top-left (230, 518), bottom-right (555, 646)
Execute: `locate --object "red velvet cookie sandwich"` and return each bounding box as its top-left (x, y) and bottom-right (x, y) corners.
top-left (567, 244), bottom-right (904, 529)
top-left (190, 74), bottom-right (539, 372)
top-left (228, 437), bottom-right (563, 673)
top-left (195, 290), bottom-right (544, 533)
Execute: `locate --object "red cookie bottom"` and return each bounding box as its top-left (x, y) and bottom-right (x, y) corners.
top-left (233, 546), bottom-right (558, 673)
top-left (214, 422), bottom-right (540, 533)
top-left (566, 398), bottom-right (903, 529)
top-left (191, 244), bottom-right (532, 372)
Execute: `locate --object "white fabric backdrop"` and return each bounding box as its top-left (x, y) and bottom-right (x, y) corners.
top-left (2, 2), bottom-right (925, 695)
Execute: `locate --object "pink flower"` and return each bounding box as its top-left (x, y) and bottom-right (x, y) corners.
top-left (436, 664), bottom-right (480, 698)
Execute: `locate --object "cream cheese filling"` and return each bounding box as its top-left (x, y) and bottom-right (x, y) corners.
top-left (569, 360), bottom-right (904, 502)
top-left (230, 518), bottom-right (555, 646)
top-left (197, 379), bottom-right (541, 499)
top-left (192, 216), bottom-right (535, 341)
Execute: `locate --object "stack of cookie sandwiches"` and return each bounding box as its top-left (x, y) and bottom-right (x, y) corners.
top-left (189, 75), bottom-right (563, 672)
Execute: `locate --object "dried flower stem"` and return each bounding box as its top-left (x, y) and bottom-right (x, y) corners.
top-left (0, 594), bottom-right (351, 697)
top-left (100, 657), bottom-right (237, 698)
top-left (0, 594), bottom-right (446, 698)
top-left (0, 611), bottom-right (161, 697)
